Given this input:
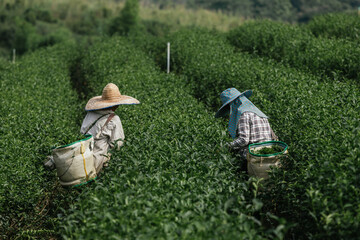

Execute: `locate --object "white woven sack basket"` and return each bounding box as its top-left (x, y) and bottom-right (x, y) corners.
top-left (52, 135), bottom-right (97, 186)
top-left (247, 141), bottom-right (288, 180)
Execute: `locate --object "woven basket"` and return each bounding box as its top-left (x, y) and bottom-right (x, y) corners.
top-left (247, 141), bottom-right (288, 180)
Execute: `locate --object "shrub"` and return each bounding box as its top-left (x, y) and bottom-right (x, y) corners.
top-left (306, 12), bottom-right (360, 41)
top-left (37, 26), bottom-right (74, 48)
top-left (0, 42), bottom-right (83, 239)
top-left (227, 20), bottom-right (360, 82)
top-left (0, 49), bottom-right (10, 62)
top-left (109, 0), bottom-right (140, 36)
top-left (163, 28), bottom-right (360, 239)
top-left (58, 37), bottom-right (286, 239)
top-left (141, 19), bottom-right (172, 37)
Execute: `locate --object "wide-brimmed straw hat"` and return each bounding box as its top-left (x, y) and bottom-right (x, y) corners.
top-left (215, 88), bottom-right (252, 118)
top-left (85, 83), bottom-right (140, 111)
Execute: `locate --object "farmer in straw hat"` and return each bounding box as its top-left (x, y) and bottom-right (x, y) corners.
top-left (45, 83), bottom-right (139, 174)
top-left (79, 83), bottom-right (139, 173)
top-left (215, 88), bottom-right (276, 160)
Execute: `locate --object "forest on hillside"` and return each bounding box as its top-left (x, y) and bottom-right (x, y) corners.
top-left (148, 0), bottom-right (360, 22)
top-left (1, 0), bottom-right (359, 60)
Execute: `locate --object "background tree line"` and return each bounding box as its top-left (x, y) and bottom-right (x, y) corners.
top-left (151, 0), bottom-right (360, 22)
top-left (1, 0), bottom-right (359, 60)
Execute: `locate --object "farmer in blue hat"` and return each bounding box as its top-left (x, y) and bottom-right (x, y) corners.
top-left (215, 88), bottom-right (276, 159)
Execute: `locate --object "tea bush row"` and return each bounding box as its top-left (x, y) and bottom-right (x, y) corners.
top-left (162, 28), bottom-right (360, 239)
top-left (0, 57), bottom-right (10, 71)
top-left (227, 20), bottom-right (360, 83)
top-left (306, 12), bottom-right (360, 41)
top-left (0, 42), bottom-right (83, 238)
top-left (58, 37), bottom-right (286, 239)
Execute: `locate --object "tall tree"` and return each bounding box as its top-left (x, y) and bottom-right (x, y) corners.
top-left (253, 0), bottom-right (295, 22)
top-left (109, 0), bottom-right (140, 35)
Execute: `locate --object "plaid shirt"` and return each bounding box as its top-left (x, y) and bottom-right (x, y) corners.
top-left (229, 112), bottom-right (273, 157)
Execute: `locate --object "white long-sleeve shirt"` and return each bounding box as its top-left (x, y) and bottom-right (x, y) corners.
top-left (80, 109), bottom-right (124, 173)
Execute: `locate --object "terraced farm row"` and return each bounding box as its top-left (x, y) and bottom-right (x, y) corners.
top-left (58, 37), bottom-right (284, 239)
top-left (0, 36), bottom-right (286, 239)
top-left (227, 20), bottom-right (360, 84)
top-left (143, 28), bottom-right (359, 239)
top-left (306, 12), bottom-right (360, 41)
top-left (1, 18), bottom-right (359, 239)
top-left (0, 41), bottom-right (85, 239)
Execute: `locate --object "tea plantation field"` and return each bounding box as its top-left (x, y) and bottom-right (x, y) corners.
top-left (1, 17), bottom-right (359, 240)
top-left (227, 20), bottom-right (360, 83)
top-left (0, 41), bottom-right (86, 238)
top-left (59, 37), bottom-right (285, 239)
top-left (306, 13), bottom-right (360, 41)
top-left (158, 28), bottom-right (360, 239)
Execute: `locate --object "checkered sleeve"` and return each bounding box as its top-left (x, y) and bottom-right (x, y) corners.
top-left (229, 113), bottom-right (250, 149)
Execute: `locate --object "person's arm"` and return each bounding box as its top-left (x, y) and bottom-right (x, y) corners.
top-left (229, 113), bottom-right (250, 149)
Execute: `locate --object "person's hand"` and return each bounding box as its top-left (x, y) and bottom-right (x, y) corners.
top-left (226, 142), bottom-right (237, 152)
top-left (44, 156), bottom-right (55, 170)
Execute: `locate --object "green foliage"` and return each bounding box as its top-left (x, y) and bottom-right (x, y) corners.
top-left (306, 12), bottom-right (360, 40)
top-left (53, 134), bottom-right (90, 149)
top-left (24, 8), bottom-right (56, 25)
top-left (157, 0), bottom-right (360, 22)
top-left (141, 20), bottom-right (172, 37)
top-left (38, 26), bottom-right (74, 48)
top-left (227, 20), bottom-right (360, 82)
top-left (67, 10), bottom-right (108, 36)
top-left (109, 0), bottom-right (140, 36)
top-left (58, 37), bottom-right (286, 239)
top-left (13, 18), bottom-right (76, 54)
top-left (0, 1), bottom-right (76, 58)
top-left (160, 28), bottom-right (360, 239)
top-left (12, 17), bottom-right (39, 54)
top-left (228, 20), bottom-right (312, 64)
top-left (0, 52), bottom-right (10, 65)
top-left (254, 145), bottom-right (283, 155)
top-left (0, 42), bottom-right (84, 239)
top-left (253, 0), bottom-right (295, 22)
top-left (1, 2), bottom-right (360, 238)
top-left (127, 31), bottom-right (168, 70)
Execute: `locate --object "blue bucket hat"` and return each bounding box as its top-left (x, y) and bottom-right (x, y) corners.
top-left (215, 88), bottom-right (252, 118)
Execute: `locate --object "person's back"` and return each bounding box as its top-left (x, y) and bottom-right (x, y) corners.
top-left (80, 108), bottom-right (124, 173)
top-left (215, 88), bottom-right (276, 159)
top-left (229, 111), bottom-right (273, 158)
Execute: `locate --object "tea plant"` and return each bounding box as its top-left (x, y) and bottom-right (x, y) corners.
top-left (0, 42), bottom-right (84, 239)
top-left (0, 57), bottom-right (10, 69)
top-left (254, 146), bottom-right (283, 155)
top-left (59, 37), bottom-right (286, 239)
top-left (162, 28), bottom-right (360, 239)
top-left (306, 12), bottom-right (360, 41)
top-left (227, 20), bottom-right (360, 83)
